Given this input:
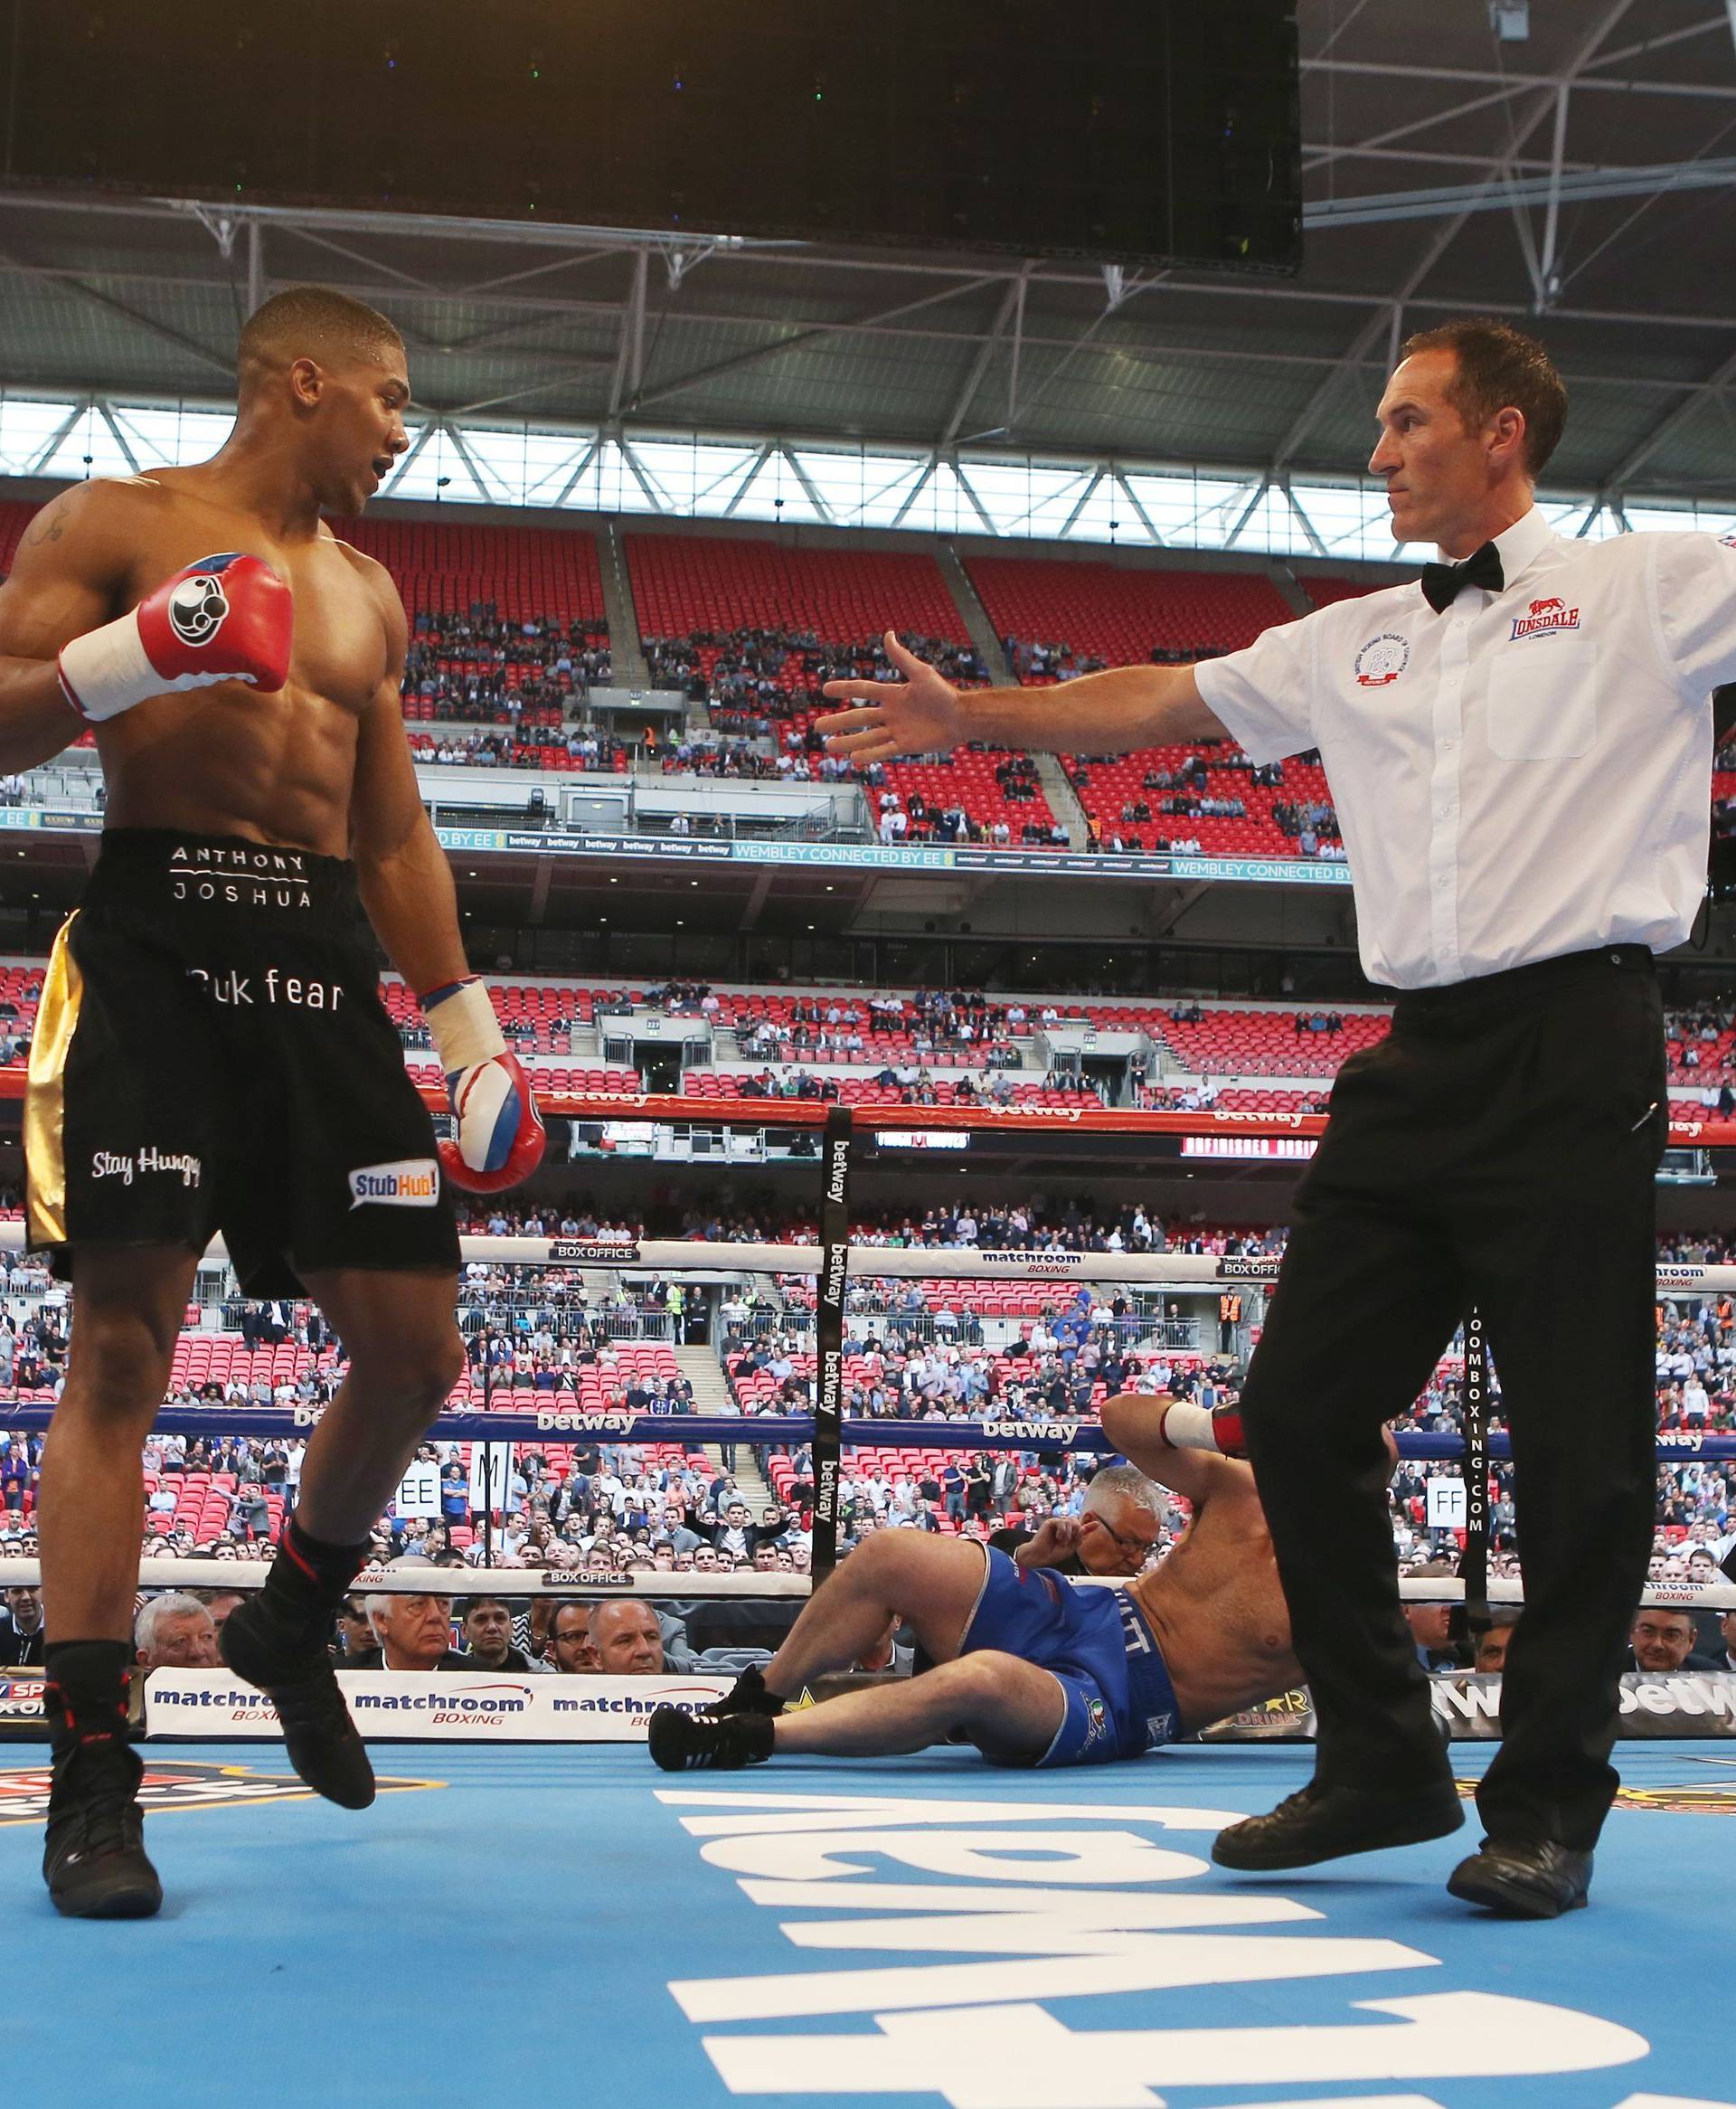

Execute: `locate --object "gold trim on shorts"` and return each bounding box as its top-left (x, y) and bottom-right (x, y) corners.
top-left (24, 911), bottom-right (83, 1247)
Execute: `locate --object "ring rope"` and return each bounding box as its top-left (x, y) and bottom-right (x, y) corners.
top-left (0, 1556), bottom-right (1724, 1611)
top-left (2, 1218), bottom-right (1734, 1291)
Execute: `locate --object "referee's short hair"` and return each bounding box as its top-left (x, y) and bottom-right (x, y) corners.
top-left (1401, 317), bottom-right (1567, 478)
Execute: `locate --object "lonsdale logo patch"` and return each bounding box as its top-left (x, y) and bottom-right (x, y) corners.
top-left (1508, 594), bottom-right (1580, 640)
top-left (0, 1759), bottom-right (439, 1825)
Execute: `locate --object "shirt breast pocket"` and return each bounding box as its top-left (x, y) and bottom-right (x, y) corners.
top-left (1485, 638), bottom-right (1598, 760)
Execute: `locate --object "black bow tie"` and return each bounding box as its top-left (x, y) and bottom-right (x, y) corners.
top-left (1420, 540), bottom-right (1505, 613)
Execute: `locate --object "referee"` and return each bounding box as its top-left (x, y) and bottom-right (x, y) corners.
top-left (817, 317), bottom-right (1736, 1919)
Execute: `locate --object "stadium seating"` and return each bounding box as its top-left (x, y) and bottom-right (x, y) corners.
top-left (0, 500), bottom-right (606, 635)
top-left (330, 515), bottom-right (607, 627)
top-left (0, 965), bottom-right (43, 1062)
top-left (627, 534), bottom-right (1058, 837)
top-left (967, 555), bottom-right (1296, 666)
top-left (684, 1073), bottom-right (1099, 1108)
top-left (1153, 1006), bottom-right (1389, 1076)
top-left (1064, 744), bottom-right (1339, 858)
top-left (629, 534), bottom-right (969, 651)
top-left (1207, 1088), bottom-right (1332, 1113)
top-left (1667, 1023), bottom-right (1736, 1084)
top-left (957, 556), bottom-right (1342, 856)
top-left (27, 969), bottom-right (1736, 1100)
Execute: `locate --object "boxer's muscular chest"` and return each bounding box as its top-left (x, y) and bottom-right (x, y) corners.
top-left (119, 523), bottom-right (387, 719)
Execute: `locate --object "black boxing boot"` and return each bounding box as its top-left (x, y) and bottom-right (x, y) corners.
top-left (648, 1706), bottom-right (776, 1771)
top-left (220, 1517), bottom-right (375, 1810)
top-left (701, 1666), bottom-right (788, 1720)
top-left (42, 1643), bottom-right (162, 1920)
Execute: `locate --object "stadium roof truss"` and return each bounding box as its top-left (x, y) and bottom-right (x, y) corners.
top-left (1, 0), bottom-right (1735, 562)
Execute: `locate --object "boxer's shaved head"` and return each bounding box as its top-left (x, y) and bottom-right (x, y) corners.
top-left (238, 286), bottom-right (403, 396)
top-left (231, 283), bottom-right (410, 510)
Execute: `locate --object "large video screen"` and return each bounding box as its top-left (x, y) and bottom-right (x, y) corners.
top-left (3, 1), bottom-right (1301, 272)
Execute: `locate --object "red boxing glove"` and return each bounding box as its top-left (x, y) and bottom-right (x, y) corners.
top-left (58, 553), bottom-right (293, 723)
top-left (421, 978), bottom-right (546, 1195)
top-left (1160, 1401), bottom-right (1248, 1459)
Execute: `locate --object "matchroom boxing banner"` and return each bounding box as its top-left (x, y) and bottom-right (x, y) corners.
top-left (139, 1668), bottom-right (1736, 1744)
top-left (145, 1669), bottom-right (733, 1742)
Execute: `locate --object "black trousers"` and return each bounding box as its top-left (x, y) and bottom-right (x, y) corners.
top-left (1241, 945), bottom-right (1665, 1852)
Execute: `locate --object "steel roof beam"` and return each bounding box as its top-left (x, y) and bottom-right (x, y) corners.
top-left (2, 188), bottom-right (1731, 336)
top-left (627, 273), bottom-right (1005, 415)
top-left (608, 248), bottom-right (650, 420)
top-left (1601, 341), bottom-right (1736, 493)
top-left (1303, 142), bottom-right (1596, 174)
top-left (937, 266), bottom-right (1033, 449)
top-left (1277, 0), bottom-right (1640, 472)
top-left (1307, 156), bottom-right (1736, 227)
top-left (0, 247), bottom-right (236, 381)
top-left (1303, 56), bottom-right (1736, 99)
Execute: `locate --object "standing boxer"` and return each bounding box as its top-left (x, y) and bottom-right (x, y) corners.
top-left (0, 286), bottom-right (544, 1917)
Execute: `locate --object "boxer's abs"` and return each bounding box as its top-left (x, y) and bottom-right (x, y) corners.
top-left (92, 494), bottom-right (388, 856)
top-left (1131, 1554), bottom-right (1301, 1731)
top-left (97, 675), bottom-right (365, 858)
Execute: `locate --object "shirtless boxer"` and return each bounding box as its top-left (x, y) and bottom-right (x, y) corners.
top-left (0, 286), bottom-right (543, 1917)
top-left (648, 1392), bottom-right (1302, 1770)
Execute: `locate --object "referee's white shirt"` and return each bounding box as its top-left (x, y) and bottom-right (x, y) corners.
top-left (1194, 506), bottom-right (1736, 989)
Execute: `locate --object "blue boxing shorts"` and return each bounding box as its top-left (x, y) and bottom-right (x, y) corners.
top-left (959, 1545), bottom-right (1181, 1767)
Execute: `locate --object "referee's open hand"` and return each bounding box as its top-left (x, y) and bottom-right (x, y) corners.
top-left (816, 629), bottom-right (964, 763)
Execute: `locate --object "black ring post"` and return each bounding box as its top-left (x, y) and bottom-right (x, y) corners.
top-left (809, 1106), bottom-right (854, 1584)
top-left (1461, 1305), bottom-right (1491, 1639)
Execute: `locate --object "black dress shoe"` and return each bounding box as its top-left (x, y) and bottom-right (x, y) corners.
top-left (1447, 1838), bottom-right (1591, 1919)
top-left (1212, 1778), bottom-right (1464, 1872)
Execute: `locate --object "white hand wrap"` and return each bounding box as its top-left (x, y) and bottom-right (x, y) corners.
top-left (1159, 1403), bottom-right (1222, 1454)
top-left (425, 979), bottom-right (506, 1073)
top-left (58, 616), bottom-right (169, 723)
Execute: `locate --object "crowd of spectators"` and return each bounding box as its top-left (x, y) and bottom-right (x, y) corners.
top-left (410, 723), bottom-right (631, 771)
top-left (1007, 634), bottom-right (1252, 686)
top-left (3, 1164), bottom-right (1736, 1590)
top-left (1667, 1005), bottom-right (1736, 1094)
top-left (644, 629), bottom-right (986, 717)
top-left (1066, 735), bottom-right (1349, 863)
top-left (1270, 797), bottom-right (1344, 858)
top-left (403, 608), bottom-right (609, 723)
top-left (657, 738), bottom-right (793, 782)
top-left (730, 987), bottom-right (1048, 1056)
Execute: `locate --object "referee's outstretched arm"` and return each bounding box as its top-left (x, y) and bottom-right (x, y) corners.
top-left (816, 629), bottom-right (1226, 768)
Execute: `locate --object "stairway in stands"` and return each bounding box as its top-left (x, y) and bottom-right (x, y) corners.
top-left (937, 544), bottom-right (1015, 682)
top-left (599, 522), bottom-right (651, 688)
top-left (1034, 753), bottom-right (1090, 846)
top-left (675, 1344), bottom-right (776, 1508)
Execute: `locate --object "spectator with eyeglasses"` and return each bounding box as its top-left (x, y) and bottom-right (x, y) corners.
top-left (988, 1465), bottom-right (1165, 1578)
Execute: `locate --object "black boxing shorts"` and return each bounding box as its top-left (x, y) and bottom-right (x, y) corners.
top-left (24, 828), bottom-right (460, 1295)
